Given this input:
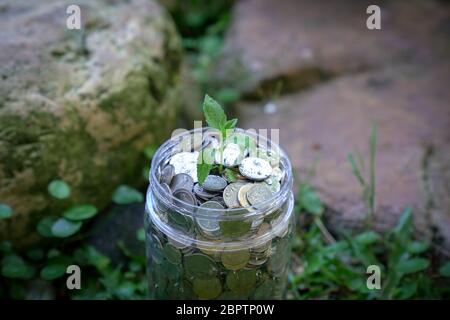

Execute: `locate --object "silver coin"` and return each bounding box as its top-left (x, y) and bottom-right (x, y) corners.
top-left (246, 183), bottom-right (273, 206)
top-left (216, 143), bottom-right (243, 167)
top-left (196, 201), bottom-right (223, 234)
top-left (170, 173), bottom-right (194, 192)
top-left (264, 176), bottom-right (281, 193)
top-left (210, 196), bottom-right (226, 207)
top-left (271, 167), bottom-right (284, 182)
top-left (169, 151), bottom-right (199, 182)
top-left (172, 188), bottom-right (197, 206)
top-left (201, 131), bottom-right (221, 151)
top-left (239, 157), bottom-right (273, 181)
top-left (202, 175), bottom-right (228, 192)
top-left (193, 183), bottom-right (218, 200)
top-left (160, 164), bottom-right (175, 185)
top-left (223, 182), bottom-right (246, 208)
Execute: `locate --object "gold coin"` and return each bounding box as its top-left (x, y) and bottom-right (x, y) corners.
top-left (237, 183), bottom-right (254, 207)
top-left (221, 249), bottom-right (250, 271)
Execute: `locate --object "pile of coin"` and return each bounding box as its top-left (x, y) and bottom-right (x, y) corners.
top-left (146, 220), bottom-right (293, 300)
top-left (146, 130), bottom-right (293, 300)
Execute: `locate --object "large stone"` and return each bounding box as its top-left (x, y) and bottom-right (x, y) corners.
top-left (0, 0), bottom-right (182, 246)
top-left (215, 0), bottom-right (450, 94)
top-left (236, 62), bottom-right (450, 247)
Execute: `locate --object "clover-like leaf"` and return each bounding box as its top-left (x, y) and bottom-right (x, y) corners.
top-left (51, 218), bottom-right (82, 238)
top-left (112, 185), bottom-right (144, 204)
top-left (48, 180), bottom-right (71, 199)
top-left (36, 216), bottom-right (58, 237)
top-left (40, 263), bottom-right (67, 280)
top-left (397, 258), bottom-right (429, 275)
top-left (1, 254), bottom-right (34, 279)
top-left (439, 261), bottom-right (450, 277)
top-left (0, 203), bottom-right (12, 219)
top-left (63, 204), bottom-right (98, 221)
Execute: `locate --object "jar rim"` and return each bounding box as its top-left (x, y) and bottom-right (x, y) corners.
top-left (149, 127), bottom-right (293, 219)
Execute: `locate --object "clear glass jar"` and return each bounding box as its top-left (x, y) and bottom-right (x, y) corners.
top-left (145, 128), bottom-right (294, 300)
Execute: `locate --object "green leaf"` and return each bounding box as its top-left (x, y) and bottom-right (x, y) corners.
top-left (114, 281), bottom-right (136, 299)
top-left (223, 168), bottom-right (237, 183)
top-left (136, 228), bottom-right (145, 242)
top-left (47, 249), bottom-right (61, 259)
top-left (36, 216), bottom-right (58, 237)
top-left (48, 180), bottom-right (71, 199)
top-left (203, 94), bottom-right (226, 130)
top-left (143, 144), bottom-right (158, 159)
top-left (216, 88), bottom-right (240, 104)
top-left (407, 240), bottom-right (429, 254)
top-left (26, 248), bottom-right (45, 261)
top-left (0, 203), bottom-right (12, 219)
top-left (112, 185), bottom-right (144, 204)
top-left (197, 162), bottom-right (212, 185)
top-left (63, 204), bottom-right (98, 221)
top-left (86, 246), bottom-right (110, 271)
top-left (394, 207), bottom-right (412, 235)
top-left (225, 118), bottom-right (238, 130)
top-left (298, 184), bottom-right (324, 215)
top-left (197, 149), bottom-right (215, 185)
top-left (348, 154), bottom-right (365, 187)
top-left (0, 241), bottom-right (12, 253)
top-left (1, 254), bottom-right (34, 279)
top-left (439, 261), bottom-right (450, 277)
top-left (393, 207), bottom-right (413, 246)
top-left (397, 258), bottom-right (429, 275)
top-left (51, 218), bottom-right (82, 238)
top-left (397, 281), bottom-right (417, 299)
top-left (40, 264), bottom-right (67, 280)
top-left (354, 231), bottom-right (380, 246)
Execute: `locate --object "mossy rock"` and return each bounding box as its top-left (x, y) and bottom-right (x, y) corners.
top-left (0, 0), bottom-right (182, 246)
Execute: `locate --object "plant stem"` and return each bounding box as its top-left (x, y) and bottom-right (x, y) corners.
top-left (314, 217), bottom-right (336, 244)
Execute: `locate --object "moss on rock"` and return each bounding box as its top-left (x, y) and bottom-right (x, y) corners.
top-left (0, 0), bottom-right (182, 246)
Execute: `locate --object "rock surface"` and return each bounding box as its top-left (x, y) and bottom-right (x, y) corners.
top-left (229, 0), bottom-right (450, 248)
top-left (237, 63), bottom-right (450, 248)
top-left (0, 0), bottom-right (182, 245)
top-left (216, 0), bottom-right (450, 94)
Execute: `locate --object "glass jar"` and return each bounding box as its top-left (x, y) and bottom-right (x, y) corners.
top-left (145, 128), bottom-right (294, 300)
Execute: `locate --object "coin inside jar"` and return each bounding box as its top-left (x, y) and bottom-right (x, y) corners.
top-left (160, 164), bottom-right (175, 185)
top-left (237, 183), bottom-right (254, 207)
top-left (193, 183), bottom-right (218, 200)
top-left (169, 151), bottom-right (199, 182)
top-left (195, 201), bottom-right (223, 235)
top-left (172, 188), bottom-right (197, 206)
top-left (170, 173), bottom-right (194, 192)
top-left (221, 249), bottom-right (250, 271)
top-left (223, 182), bottom-right (246, 208)
top-left (147, 127), bottom-right (293, 300)
top-left (246, 183), bottom-right (274, 206)
top-left (216, 143), bottom-right (243, 167)
top-left (239, 157), bottom-right (273, 181)
top-left (202, 175), bottom-right (227, 192)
